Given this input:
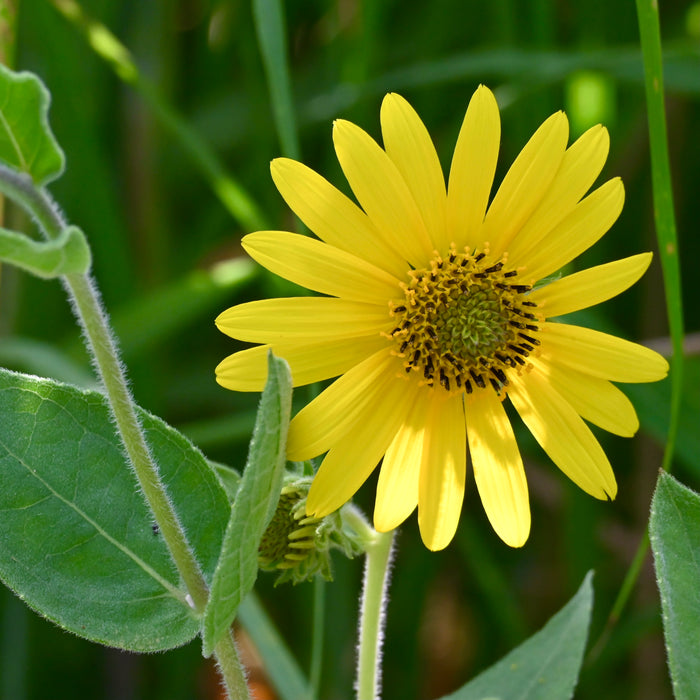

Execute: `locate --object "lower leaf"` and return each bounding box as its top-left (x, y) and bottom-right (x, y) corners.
top-left (649, 471), bottom-right (700, 700)
top-left (439, 571), bottom-right (594, 700)
top-left (0, 369), bottom-right (229, 652)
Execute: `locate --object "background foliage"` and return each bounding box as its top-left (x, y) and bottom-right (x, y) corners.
top-left (0, 0), bottom-right (698, 698)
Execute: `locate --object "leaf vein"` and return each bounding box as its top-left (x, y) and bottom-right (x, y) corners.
top-left (0, 435), bottom-right (187, 604)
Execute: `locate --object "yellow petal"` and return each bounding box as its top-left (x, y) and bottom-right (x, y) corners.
top-left (333, 119), bottom-right (435, 269)
top-left (465, 391), bottom-right (530, 547)
top-left (374, 395), bottom-right (430, 531)
top-left (519, 178), bottom-right (625, 283)
top-left (215, 297), bottom-right (390, 343)
top-left (305, 374), bottom-right (420, 517)
top-left (418, 392), bottom-right (466, 551)
top-left (484, 111), bottom-right (570, 260)
top-left (381, 93), bottom-right (447, 253)
top-left (242, 231), bottom-right (401, 304)
top-left (530, 253), bottom-right (652, 318)
top-left (271, 158), bottom-right (407, 278)
top-left (447, 85), bottom-right (500, 252)
top-left (539, 322), bottom-right (670, 383)
top-left (506, 124), bottom-right (610, 264)
top-left (529, 356), bottom-right (639, 437)
top-left (508, 372), bottom-right (617, 500)
top-left (216, 334), bottom-right (387, 391)
top-left (287, 348), bottom-right (403, 460)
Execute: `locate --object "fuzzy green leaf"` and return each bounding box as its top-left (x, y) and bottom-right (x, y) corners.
top-left (0, 224), bottom-right (91, 277)
top-left (0, 64), bottom-right (65, 185)
top-left (440, 572), bottom-right (593, 700)
top-left (0, 369), bottom-right (229, 652)
top-left (202, 353), bottom-right (292, 656)
top-left (649, 471), bottom-right (700, 700)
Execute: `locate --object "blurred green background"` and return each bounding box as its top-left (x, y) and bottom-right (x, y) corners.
top-left (1, 0), bottom-right (699, 698)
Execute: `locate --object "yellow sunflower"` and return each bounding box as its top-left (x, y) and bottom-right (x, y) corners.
top-left (216, 85), bottom-right (669, 551)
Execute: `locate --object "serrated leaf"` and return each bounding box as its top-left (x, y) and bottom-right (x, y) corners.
top-left (0, 64), bottom-right (65, 185)
top-left (439, 572), bottom-right (593, 700)
top-left (649, 472), bottom-right (700, 700)
top-left (0, 369), bottom-right (229, 652)
top-left (202, 353), bottom-right (292, 656)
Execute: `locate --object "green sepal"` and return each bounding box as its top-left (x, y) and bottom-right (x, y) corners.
top-left (649, 471), bottom-right (700, 700)
top-left (439, 572), bottom-right (594, 700)
top-left (0, 64), bottom-right (65, 185)
top-left (0, 369), bottom-right (229, 652)
top-left (202, 352), bottom-right (292, 657)
top-left (0, 224), bottom-right (91, 278)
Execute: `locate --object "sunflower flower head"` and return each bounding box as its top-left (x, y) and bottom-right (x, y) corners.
top-left (258, 468), bottom-right (364, 585)
top-left (217, 85), bottom-right (669, 551)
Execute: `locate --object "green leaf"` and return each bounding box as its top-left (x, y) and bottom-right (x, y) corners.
top-left (202, 353), bottom-right (292, 656)
top-left (0, 368), bottom-right (230, 652)
top-left (439, 572), bottom-right (594, 700)
top-left (649, 471), bottom-right (700, 700)
top-left (0, 64), bottom-right (65, 185)
top-left (0, 224), bottom-right (91, 278)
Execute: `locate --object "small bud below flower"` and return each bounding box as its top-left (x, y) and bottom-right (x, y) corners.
top-left (258, 469), bottom-right (364, 585)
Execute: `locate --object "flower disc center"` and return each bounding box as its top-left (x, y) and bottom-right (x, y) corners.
top-left (436, 285), bottom-right (511, 361)
top-left (389, 247), bottom-right (541, 394)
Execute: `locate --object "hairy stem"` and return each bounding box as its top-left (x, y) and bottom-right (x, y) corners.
top-left (0, 164), bottom-right (250, 697)
top-left (64, 271), bottom-right (211, 609)
top-left (343, 507), bottom-right (395, 700)
top-left (215, 631), bottom-right (251, 700)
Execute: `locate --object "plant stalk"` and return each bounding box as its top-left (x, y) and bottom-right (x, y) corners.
top-left (590, 0), bottom-right (685, 663)
top-left (215, 631), bottom-right (251, 700)
top-left (0, 164), bottom-right (250, 697)
top-left (64, 271), bottom-right (211, 609)
top-left (347, 509), bottom-right (395, 700)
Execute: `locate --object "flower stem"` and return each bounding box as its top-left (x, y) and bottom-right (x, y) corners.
top-left (0, 166), bottom-right (250, 697)
top-left (215, 631), bottom-right (250, 700)
top-left (0, 166), bottom-right (210, 611)
top-left (348, 509), bottom-right (395, 700)
top-left (64, 271), bottom-right (211, 610)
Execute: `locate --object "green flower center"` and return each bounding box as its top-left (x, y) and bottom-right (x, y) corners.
top-left (389, 246), bottom-right (541, 394)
